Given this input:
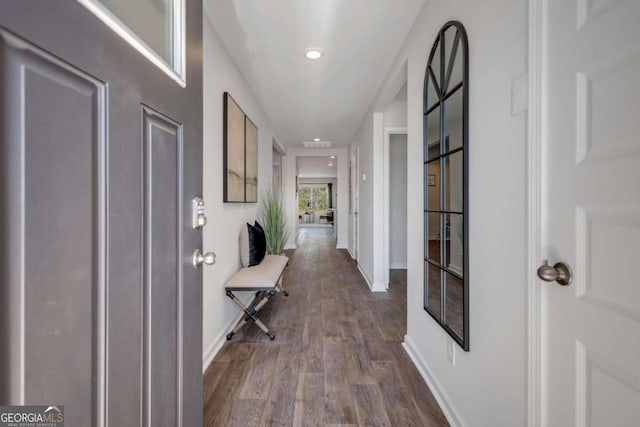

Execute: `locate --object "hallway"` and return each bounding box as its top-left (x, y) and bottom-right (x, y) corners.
top-left (203, 228), bottom-right (448, 426)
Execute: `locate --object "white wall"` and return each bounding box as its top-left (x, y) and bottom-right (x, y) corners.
top-left (349, 91), bottom-right (409, 289)
top-left (202, 13), bottom-right (280, 370)
top-left (384, 100), bottom-right (408, 127)
top-left (389, 134), bottom-right (407, 269)
top-left (351, 0), bottom-right (528, 425)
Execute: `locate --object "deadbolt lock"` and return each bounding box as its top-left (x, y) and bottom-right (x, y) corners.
top-left (192, 197), bottom-right (207, 229)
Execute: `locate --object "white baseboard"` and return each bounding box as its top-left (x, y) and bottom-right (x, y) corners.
top-left (402, 335), bottom-right (466, 427)
top-left (371, 281), bottom-right (387, 292)
top-left (284, 243), bottom-right (297, 250)
top-left (202, 334), bottom-right (225, 374)
top-left (336, 244), bottom-right (348, 250)
top-left (357, 264), bottom-right (387, 293)
top-left (347, 248), bottom-right (355, 259)
top-left (202, 295), bottom-right (253, 374)
top-left (357, 264), bottom-right (373, 290)
top-left (390, 262), bottom-right (407, 269)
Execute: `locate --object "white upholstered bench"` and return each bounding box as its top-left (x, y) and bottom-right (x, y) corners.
top-left (224, 254), bottom-right (289, 341)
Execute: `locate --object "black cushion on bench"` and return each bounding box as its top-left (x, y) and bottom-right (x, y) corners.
top-left (247, 221), bottom-right (266, 266)
top-left (239, 221), bottom-right (267, 267)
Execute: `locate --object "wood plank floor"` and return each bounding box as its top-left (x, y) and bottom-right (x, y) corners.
top-left (203, 228), bottom-right (449, 426)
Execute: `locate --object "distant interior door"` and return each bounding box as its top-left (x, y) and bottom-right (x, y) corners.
top-left (352, 149), bottom-right (360, 262)
top-left (0, 1), bottom-right (203, 426)
top-left (542, 1), bottom-right (640, 425)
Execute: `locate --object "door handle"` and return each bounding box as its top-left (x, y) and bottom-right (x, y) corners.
top-left (193, 249), bottom-right (216, 268)
top-left (537, 261), bottom-right (572, 286)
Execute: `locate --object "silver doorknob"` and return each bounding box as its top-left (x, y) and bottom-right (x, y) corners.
top-left (537, 261), bottom-right (572, 286)
top-left (193, 249), bottom-right (216, 268)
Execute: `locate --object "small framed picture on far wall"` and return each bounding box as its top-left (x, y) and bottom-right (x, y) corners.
top-left (428, 174), bottom-right (436, 186)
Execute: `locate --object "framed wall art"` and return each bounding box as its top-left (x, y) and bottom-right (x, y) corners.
top-left (223, 92), bottom-right (258, 203)
top-left (223, 92), bottom-right (246, 202)
top-left (245, 116), bottom-right (258, 202)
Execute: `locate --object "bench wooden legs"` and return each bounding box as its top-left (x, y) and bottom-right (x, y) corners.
top-left (225, 289), bottom-right (287, 340)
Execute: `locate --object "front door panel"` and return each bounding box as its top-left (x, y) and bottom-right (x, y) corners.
top-left (0, 1), bottom-right (203, 426)
top-left (0, 30), bottom-right (107, 425)
top-left (142, 107), bottom-right (182, 427)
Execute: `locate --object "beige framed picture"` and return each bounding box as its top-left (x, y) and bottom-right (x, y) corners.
top-left (223, 92), bottom-right (246, 202)
top-left (245, 116), bottom-right (258, 202)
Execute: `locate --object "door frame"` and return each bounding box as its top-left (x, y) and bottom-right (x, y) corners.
top-left (383, 127), bottom-right (408, 289)
top-left (527, 0), bottom-right (544, 425)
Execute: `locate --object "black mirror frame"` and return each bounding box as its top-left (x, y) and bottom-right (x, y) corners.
top-left (423, 21), bottom-right (469, 351)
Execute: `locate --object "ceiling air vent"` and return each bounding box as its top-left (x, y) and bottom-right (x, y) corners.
top-left (302, 141), bottom-right (332, 148)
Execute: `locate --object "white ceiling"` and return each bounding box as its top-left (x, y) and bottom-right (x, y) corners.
top-left (297, 156), bottom-right (337, 178)
top-left (204, 0), bottom-right (425, 147)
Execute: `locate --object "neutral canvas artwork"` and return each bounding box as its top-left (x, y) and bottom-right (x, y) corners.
top-left (245, 117), bottom-right (258, 202)
top-left (224, 93), bottom-right (245, 202)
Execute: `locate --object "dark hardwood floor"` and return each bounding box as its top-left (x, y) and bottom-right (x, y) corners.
top-left (203, 227), bottom-right (448, 426)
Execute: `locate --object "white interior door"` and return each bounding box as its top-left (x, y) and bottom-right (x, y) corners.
top-left (353, 149), bottom-right (360, 262)
top-left (542, 1), bottom-right (640, 425)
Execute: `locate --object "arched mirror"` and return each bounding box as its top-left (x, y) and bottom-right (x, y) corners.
top-left (423, 21), bottom-right (469, 350)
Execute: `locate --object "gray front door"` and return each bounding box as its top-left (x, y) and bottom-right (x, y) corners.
top-left (0, 1), bottom-right (203, 426)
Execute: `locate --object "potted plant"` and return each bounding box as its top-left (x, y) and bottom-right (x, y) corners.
top-left (259, 187), bottom-right (290, 255)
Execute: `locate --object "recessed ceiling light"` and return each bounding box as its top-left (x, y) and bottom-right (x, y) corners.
top-left (305, 49), bottom-right (323, 59)
top-left (314, 138), bottom-right (320, 142)
top-left (329, 155), bottom-right (336, 159)
top-left (328, 163), bottom-right (333, 167)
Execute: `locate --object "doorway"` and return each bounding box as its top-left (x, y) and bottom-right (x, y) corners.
top-left (272, 140), bottom-right (284, 192)
top-left (387, 132), bottom-right (408, 302)
top-left (282, 148), bottom-right (348, 250)
top-left (383, 128), bottom-right (408, 289)
top-left (296, 156), bottom-right (337, 233)
top-left (388, 133), bottom-right (408, 271)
